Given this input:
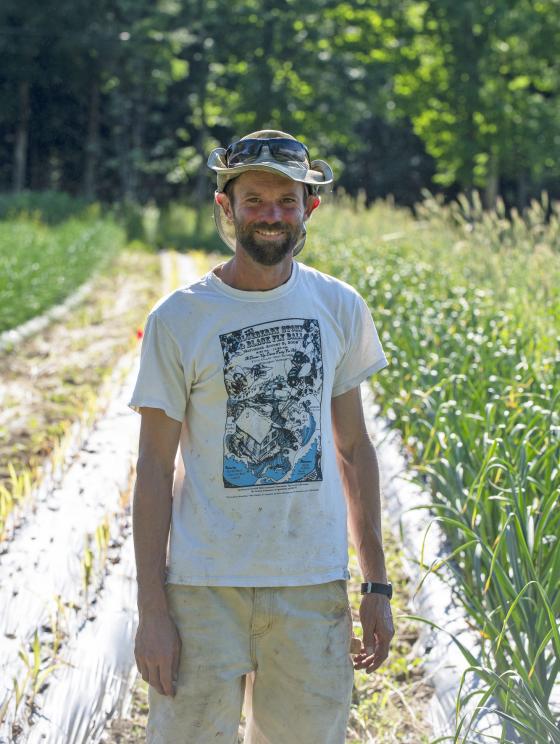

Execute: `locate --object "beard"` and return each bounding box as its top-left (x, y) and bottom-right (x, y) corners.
top-left (234, 220), bottom-right (301, 266)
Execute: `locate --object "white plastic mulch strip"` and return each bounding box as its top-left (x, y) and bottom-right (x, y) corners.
top-left (360, 382), bottom-right (504, 741)
top-left (25, 529), bottom-right (138, 744)
top-left (0, 361), bottom-right (142, 742)
top-left (0, 251), bottom-right (200, 742)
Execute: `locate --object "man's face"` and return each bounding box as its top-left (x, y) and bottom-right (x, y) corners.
top-left (221, 171), bottom-right (316, 266)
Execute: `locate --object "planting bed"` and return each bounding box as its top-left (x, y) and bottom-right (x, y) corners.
top-left (0, 246), bottom-right (164, 741)
top-left (0, 248), bottom-right (160, 541)
top-left (306, 195), bottom-right (560, 741)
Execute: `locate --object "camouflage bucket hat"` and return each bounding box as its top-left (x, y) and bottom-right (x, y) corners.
top-left (207, 129), bottom-right (333, 255)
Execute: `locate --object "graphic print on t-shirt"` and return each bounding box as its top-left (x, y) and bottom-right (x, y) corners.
top-left (219, 318), bottom-right (323, 489)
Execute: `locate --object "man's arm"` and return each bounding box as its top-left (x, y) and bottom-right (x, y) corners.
top-left (133, 406), bottom-right (182, 697)
top-left (331, 386), bottom-right (394, 673)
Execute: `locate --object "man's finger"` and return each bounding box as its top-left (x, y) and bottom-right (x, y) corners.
top-left (136, 656), bottom-right (150, 683)
top-left (171, 643), bottom-right (181, 694)
top-left (365, 641), bottom-right (391, 673)
top-left (145, 663), bottom-right (165, 695)
top-left (352, 642), bottom-right (375, 668)
top-left (138, 665), bottom-right (149, 683)
top-left (160, 662), bottom-right (175, 697)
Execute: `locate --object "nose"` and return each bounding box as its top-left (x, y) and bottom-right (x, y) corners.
top-left (259, 202), bottom-right (284, 223)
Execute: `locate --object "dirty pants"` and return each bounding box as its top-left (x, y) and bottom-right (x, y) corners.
top-left (146, 581), bottom-right (354, 744)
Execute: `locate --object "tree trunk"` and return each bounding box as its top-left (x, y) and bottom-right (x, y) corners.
top-left (483, 152), bottom-right (499, 209)
top-left (130, 93), bottom-right (144, 204)
top-left (113, 86), bottom-right (132, 203)
top-left (193, 43), bottom-right (209, 237)
top-left (516, 170), bottom-right (529, 211)
top-left (83, 80), bottom-right (100, 200)
top-left (12, 80), bottom-right (30, 193)
top-left (194, 125), bottom-right (209, 237)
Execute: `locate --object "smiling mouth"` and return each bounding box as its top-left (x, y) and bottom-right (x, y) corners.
top-left (254, 229), bottom-right (285, 238)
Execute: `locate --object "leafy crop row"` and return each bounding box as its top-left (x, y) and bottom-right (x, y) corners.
top-left (0, 207), bottom-right (124, 334)
top-left (307, 193), bottom-right (560, 742)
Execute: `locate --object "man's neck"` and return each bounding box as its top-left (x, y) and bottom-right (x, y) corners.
top-left (214, 251), bottom-right (293, 291)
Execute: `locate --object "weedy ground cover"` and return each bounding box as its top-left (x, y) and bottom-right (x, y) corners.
top-left (346, 531), bottom-right (434, 743)
top-left (306, 192), bottom-right (560, 742)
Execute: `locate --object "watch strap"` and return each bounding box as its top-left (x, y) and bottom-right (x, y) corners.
top-left (361, 581), bottom-right (393, 599)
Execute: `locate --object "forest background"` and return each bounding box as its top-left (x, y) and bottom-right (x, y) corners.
top-left (2, 0), bottom-right (560, 212)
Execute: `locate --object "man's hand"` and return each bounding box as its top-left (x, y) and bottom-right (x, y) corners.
top-left (134, 611), bottom-right (182, 696)
top-left (352, 594), bottom-right (394, 673)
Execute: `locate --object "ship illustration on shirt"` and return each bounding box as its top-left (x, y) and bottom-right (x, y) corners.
top-left (219, 318), bottom-right (323, 489)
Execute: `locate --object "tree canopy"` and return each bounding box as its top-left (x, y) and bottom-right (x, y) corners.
top-left (1, 0), bottom-right (559, 207)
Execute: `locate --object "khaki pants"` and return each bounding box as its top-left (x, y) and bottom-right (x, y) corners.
top-left (147, 581), bottom-right (354, 744)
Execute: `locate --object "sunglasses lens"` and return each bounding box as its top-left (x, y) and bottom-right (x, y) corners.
top-left (225, 138), bottom-right (309, 166)
top-left (226, 141), bottom-right (262, 166)
top-left (268, 140), bottom-right (309, 163)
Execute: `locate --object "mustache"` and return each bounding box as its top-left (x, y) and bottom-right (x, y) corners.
top-left (250, 222), bottom-right (291, 232)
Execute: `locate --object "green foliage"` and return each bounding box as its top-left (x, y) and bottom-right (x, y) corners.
top-left (0, 191), bottom-right (94, 224)
top-left (306, 193), bottom-right (560, 740)
top-left (0, 213), bottom-right (125, 333)
top-left (156, 203), bottom-right (224, 252)
top-left (3, 0), bottom-right (560, 203)
top-left (390, 1), bottom-right (560, 195)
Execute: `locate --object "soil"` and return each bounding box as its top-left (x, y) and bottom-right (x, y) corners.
top-left (0, 248), bottom-right (161, 522)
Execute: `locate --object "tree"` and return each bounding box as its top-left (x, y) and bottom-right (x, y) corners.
top-left (390, 0), bottom-right (560, 205)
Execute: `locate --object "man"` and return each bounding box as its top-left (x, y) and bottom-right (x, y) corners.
top-left (128, 130), bottom-right (394, 744)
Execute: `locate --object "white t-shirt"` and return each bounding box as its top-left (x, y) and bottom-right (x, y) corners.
top-left (128, 260), bottom-right (388, 586)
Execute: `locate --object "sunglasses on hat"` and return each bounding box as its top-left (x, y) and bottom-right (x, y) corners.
top-left (225, 138), bottom-right (311, 167)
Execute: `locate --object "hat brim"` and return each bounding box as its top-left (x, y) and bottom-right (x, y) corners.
top-left (213, 200), bottom-right (307, 256)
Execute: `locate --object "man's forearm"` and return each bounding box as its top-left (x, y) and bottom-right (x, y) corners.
top-left (337, 437), bottom-right (388, 583)
top-left (132, 461), bottom-right (174, 616)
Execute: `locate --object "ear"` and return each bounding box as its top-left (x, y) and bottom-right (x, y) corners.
top-left (304, 194), bottom-right (321, 220)
top-left (215, 191), bottom-right (234, 222)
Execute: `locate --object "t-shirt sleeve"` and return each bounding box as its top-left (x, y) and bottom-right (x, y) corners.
top-left (332, 293), bottom-right (388, 398)
top-left (127, 312), bottom-right (188, 423)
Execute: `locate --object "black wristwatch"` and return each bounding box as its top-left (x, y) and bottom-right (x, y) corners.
top-left (361, 581), bottom-right (393, 599)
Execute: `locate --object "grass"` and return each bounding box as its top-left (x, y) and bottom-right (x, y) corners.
top-left (0, 190), bottom-right (93, 224)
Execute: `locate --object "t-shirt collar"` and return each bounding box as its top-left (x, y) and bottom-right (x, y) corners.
top-left (207, 260), bottom-right (300, 302)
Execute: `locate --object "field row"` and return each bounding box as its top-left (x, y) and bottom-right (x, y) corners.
top-left (306, 194), bottom-right (560, 741)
